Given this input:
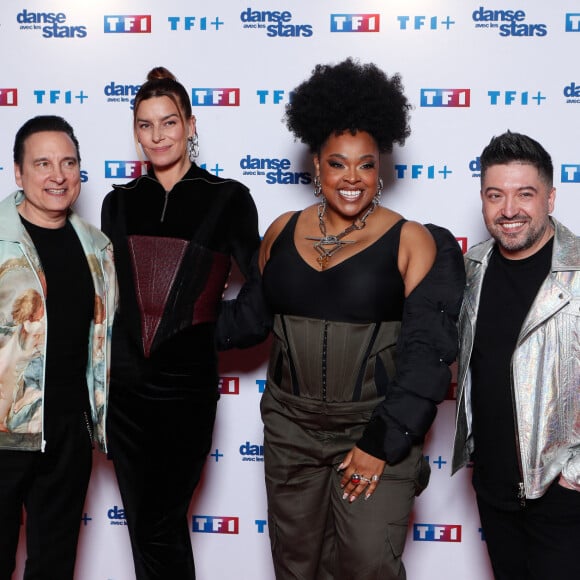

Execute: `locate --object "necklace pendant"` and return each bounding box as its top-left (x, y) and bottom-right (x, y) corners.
top-left (306, 198), bottom-right (377, 270)
top-left (317, 254), bottom-right (329, 270)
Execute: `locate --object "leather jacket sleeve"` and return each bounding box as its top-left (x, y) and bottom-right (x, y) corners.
top-left (357, 224), bottom-right (466, 464)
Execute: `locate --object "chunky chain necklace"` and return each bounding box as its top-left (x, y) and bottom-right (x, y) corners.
top-left (306, 197), bottom-right (379, 270)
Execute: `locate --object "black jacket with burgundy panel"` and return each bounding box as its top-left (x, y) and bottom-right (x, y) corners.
top-left (101, 163), bottom-right (265, 385)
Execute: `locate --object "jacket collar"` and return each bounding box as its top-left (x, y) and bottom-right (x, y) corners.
top-left (0, 190), bottom-right (109, 251)
top-left (0, 191), bottom-right (30, 242)
top-left (116, 162), bottom-right (208, 191)
top-left (551, 218), bottom-right (579, 271)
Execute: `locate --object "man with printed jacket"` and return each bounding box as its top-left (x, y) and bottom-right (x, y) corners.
top-left (0, 116), bottom-right (116, 579)
top-left (452, 131), bottom-right (579, 579)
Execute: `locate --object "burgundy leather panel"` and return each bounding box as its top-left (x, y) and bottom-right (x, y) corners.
top-left (128, 235), bottom-right (188, 357)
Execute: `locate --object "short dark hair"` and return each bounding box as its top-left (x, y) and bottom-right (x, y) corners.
top-left (480, 131), bottom-right (553, 187)
top-left (285, 58), bottom-right (411, 154)
top-left (13, 115), bottom-right (81, 169)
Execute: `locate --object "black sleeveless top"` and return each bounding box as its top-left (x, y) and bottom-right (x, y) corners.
top-left (263, 212), bottom-right (406, 323)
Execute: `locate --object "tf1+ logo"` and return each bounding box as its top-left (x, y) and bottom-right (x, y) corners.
top-left (414, 524), bottom-right (462, 542)
top-left (0, 89), bottom-right (18, 106)
top-left (394, 164), bottom-right (452, 180)
top-left (330, 14), bottom-right (379, 32)
top-left (104, 15), bottom-right (151, 33)
top-left (192, 516), bottom-right (239, 534)
top-left (420, 89), bottom-right (470, 107)
top-left (104, 161), bottom-right (149, 179)
top-left (397, 15), bottom-right (456, 30)
top-left (33, 89), bottom-right (88, 105)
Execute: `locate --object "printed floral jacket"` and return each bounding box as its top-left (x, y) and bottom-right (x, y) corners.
top-left (0, 191), bottom-right (117, 452)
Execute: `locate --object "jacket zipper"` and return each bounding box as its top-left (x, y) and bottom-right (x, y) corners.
top-left (160, 190), bottom-right (170, 222)
top-left (83, 410), bottom-right (95, 447)
top-left (509, 361), bottom-right (526, 508)
top-left (21, 245), bottom-right (48, 452)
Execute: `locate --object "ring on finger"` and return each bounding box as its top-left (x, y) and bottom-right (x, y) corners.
top-left (371, 474), bottom-right (380, 483)
top-left (350, 473), bottom-right (362, 485)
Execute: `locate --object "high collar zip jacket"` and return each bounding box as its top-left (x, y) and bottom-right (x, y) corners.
top-left (101, 163), bottom-right (261, 366)
top-left (452, 218), bottom-right (580, 498)
top-left (0, 191), bottom-right (117, 452)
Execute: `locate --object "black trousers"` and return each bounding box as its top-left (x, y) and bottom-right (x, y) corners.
top-left (107, 379), bottom-right (218, 580)
top-left (0, 413), bottom-right (92, 580)
top-left (477, 480), bottom-right (580, 580)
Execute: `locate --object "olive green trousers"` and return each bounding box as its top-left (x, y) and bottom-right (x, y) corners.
top-left (261, 383), bottom-right (429, 580)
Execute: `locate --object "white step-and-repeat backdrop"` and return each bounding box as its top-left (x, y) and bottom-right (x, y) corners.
top-left (1, 1), bottom-right (578, 578)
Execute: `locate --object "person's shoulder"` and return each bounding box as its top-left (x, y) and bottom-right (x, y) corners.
top-left (70, 213), bottom-right (111, 247)
top-left (103, 175), bottom-right (144, 199)
top-left (263, 211), bottom-right (297, 242)
top-left (0, 191), bottom-right (17, 210)
top-left (400, 220), bottom-right (436, 252)
top-left (465, 239), bottom-right (493, 261)
top-left (259, 210), bottom-right (298, 270)
top-left (190, 164), bottom-right (249, 192)
top-left (552, 219), bottom-right (580, 271)
top-left (554, 218), bottom-right (580, 245)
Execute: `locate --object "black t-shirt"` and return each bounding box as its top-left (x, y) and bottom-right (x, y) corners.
top-left (22, 217), bottom-right (94, 418)
top-left (470, 238), bottom-right (553, 509)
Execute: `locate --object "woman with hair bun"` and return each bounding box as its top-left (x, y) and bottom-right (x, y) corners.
top-left (101, 66), bottom-right (264, 579)
top-left (256, 58), bottom-right (466, 578)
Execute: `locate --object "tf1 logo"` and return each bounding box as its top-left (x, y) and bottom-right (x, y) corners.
top-left (192, 516), bottom-right (239, 534)
top-left (191, 88), bottom-right (240, 106)
top-left (104, 15), bottom-right (151, 33)
top-left (420, 89), bottom-right (470, 107)
top-left (219, 376), bottom-right (240, 395)
top-left (413, 523), bottom-right (462, 542)
top-left (104, 161), bottom-right (149, 179)
top-left (0, 89), bottom-right (18, 106)
top-left (330, 14), bottom-right (380, 32)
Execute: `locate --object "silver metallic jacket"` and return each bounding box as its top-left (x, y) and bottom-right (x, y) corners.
top-left (452, 218), bottom-right (579, 498)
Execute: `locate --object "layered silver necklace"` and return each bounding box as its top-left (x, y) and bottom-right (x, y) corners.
top-left (306, 196), bottom-right (379, 270)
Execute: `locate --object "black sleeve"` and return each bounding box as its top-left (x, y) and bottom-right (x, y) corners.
top-left (227, 185), bottom-right (261, 278)
top-left (100, 190), bottom-right (115, 238)
top-left (215, 250), bottom-right (272, 350)
top-left (357, 224), bottom-right (466, 464)
top-left (215, 186), bottom-right (272, 350)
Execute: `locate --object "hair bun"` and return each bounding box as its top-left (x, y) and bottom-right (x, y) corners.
top-left (146, 66), bottom-right (177, 82)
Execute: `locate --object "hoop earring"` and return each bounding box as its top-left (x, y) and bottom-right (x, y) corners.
top-left (313, 175), bottom-right (322, 197)
top-left (187, 133), bottom-right (199, 161)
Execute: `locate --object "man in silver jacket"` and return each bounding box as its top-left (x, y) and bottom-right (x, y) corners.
top-left (452, 131), bottom-right (579, 579)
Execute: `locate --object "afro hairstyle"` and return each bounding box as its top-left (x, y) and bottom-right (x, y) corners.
top-left (285, 58), bottom-right (411, 154)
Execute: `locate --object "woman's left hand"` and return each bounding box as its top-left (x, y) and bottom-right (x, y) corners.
top-left (338, 446), bottom-right (386, 502)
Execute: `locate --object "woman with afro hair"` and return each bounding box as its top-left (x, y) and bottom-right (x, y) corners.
top-left (256, 59), bottom-right (465, 579)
